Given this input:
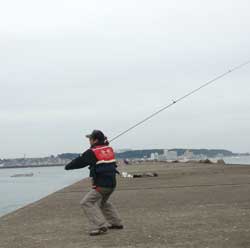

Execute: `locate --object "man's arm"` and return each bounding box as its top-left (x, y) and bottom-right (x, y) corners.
top-left (65, 149), bottom-right (96, 170)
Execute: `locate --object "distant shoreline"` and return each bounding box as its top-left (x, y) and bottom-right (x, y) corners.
top-left (0, 164), bottom-right (65, 170)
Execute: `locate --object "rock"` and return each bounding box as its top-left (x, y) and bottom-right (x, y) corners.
top-left (133, 172), bottom-right (158, 178)
top-left (199, 159), bottom-right (213, 164)
top-left (217, 159), bottom-right (226, 165)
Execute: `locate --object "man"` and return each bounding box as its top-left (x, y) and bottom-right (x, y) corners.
top-left (65, 130), bottom-right (123, 236)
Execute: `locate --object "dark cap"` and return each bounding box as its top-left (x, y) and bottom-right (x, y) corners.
top-left (86, 130), bottom-right (105, 141)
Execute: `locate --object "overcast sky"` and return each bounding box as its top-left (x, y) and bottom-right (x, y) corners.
top-left (0, 0), bottom-right (250, 158)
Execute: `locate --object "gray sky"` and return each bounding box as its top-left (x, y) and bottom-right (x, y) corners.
top-left (1, 0), bottom-right (250, 158)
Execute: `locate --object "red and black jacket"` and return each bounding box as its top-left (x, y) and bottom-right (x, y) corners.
top-left (65, 143), bottom-right (118, 188)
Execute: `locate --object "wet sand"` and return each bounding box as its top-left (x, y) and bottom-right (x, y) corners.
top-left (1, 162), bottom-right (250, 248)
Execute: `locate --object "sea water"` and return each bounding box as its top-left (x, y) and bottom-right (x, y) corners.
top-left (223, 156), bottom-right (250, 165)
top-left (0, 166), bottom-right (88, 217)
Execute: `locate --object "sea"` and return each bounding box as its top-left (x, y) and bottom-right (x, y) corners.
top-left (0, 156), bottom-right (250, 218)
top-left (223, 156), bottom-right (250, 165)
top-left (0, 166), bottom-right (88, 217)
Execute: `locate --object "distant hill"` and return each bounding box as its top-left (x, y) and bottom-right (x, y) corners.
top-left (58, 149), bottom-right (235, 160)
top-left (116, 149), bottom-right (235, 159)
top-left (115, 149), bottom-right (163, 159)
top-left (58, 153), bottom-right (80, 160)
top-left (172, 149), bottom-right (234, 157)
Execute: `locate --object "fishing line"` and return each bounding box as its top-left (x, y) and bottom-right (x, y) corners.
top-left (110, 60), bottom-right (250, 142)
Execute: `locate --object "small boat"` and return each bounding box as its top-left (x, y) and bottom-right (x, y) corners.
top-left (11, 173), bottom-right (34, 178)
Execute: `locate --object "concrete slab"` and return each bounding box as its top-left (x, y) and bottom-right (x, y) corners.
top-left (1, 163), bottom-right (250, 248)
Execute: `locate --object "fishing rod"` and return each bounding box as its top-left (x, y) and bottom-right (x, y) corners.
top-left (110, 60), bottom-right (250, 143)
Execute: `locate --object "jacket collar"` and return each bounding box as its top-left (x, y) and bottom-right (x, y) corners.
top-left (91, 141), bottom-right (105, 148)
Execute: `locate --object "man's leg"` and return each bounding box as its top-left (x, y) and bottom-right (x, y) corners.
top-left (99, 188), bottom-right (123, 228)
top-left (80, 189), bottom-right (108, 233)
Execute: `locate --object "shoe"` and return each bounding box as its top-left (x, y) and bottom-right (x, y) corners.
top-left (89, 227), bottom-right (108, 236)
top-left (108, 224), bottom-right (124, 230)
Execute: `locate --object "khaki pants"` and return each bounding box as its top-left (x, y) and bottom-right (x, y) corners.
top-left (80, 188), bottom-right (122, 231)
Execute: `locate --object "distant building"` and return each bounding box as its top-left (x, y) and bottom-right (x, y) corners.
top-left (163, 150), bottom-right (178, 160)
top-left (1, 156), bottom-right (71, 168)
top-left (216, 153), bottom-right (224, 158)
top-left (150, 153), bottom-right (155, 160)
top-left (150, 152), bottom-right (159, 160)
top-left (183, 150), bottom-right (194, 159)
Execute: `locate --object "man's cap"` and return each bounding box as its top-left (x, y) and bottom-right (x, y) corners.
top-left (86, 130), bottom-right (105, 141)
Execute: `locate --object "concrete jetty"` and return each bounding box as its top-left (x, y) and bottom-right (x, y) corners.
top-left (1, 163), bottom-right (250, 248)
